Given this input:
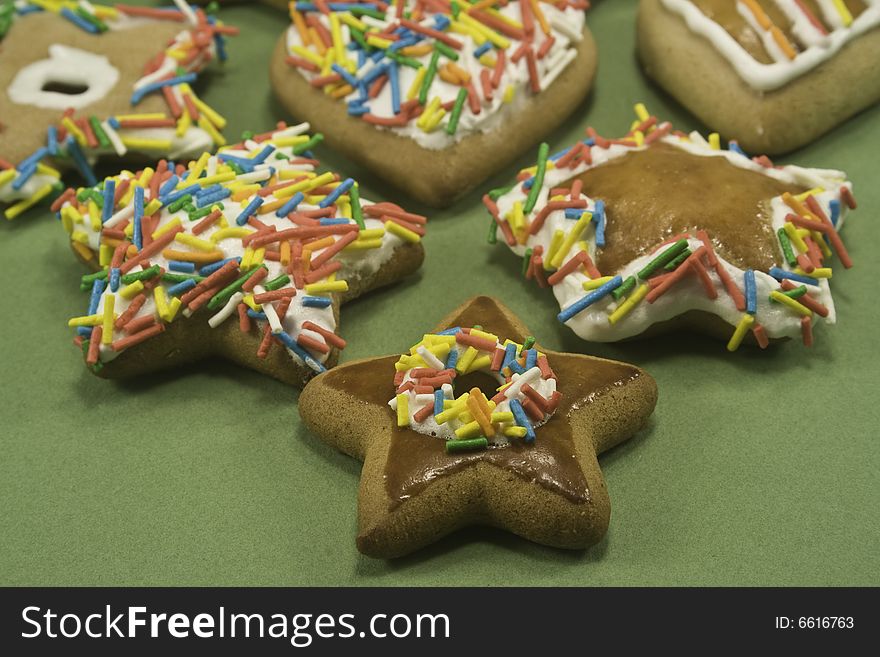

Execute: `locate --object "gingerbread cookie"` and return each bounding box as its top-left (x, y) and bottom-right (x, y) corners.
top-left (299, 296), bottom-right (657, 558)
top-left (270, 1), bottom-right (596, 207)
top-left (0, 1), bottom-right (237, 219)
top-left (63, 122), bottom-right (426, 386)
top-left (484, 106), bottom-right (856, 351)
top-left (638, 0), bottom-right (880, 154)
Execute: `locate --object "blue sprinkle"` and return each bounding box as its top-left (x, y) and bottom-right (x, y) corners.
top-left (275, 330), bottom-right (326, 372)
top-left (276, 191), bottom-right (304, 218)
top-left (65, 137), bottom-right (96, 186)
top-left (235, 196), bottom-right (264, 225)
top-left (474, 42), bottom-right (492, 58)
top-left (593, 200), bottom-right (606, 247)
top-left (768, 266), bottom-right (818, 286)
top-left (47, 127), bottom-right (59, 156)
top-left (437, 327), bottom-right (462, 336)
top-left (501, 343), bottom-right (517, 370)
top-left (101, 179), bottom-right (115, 223)
top-left (389, 62), bottom-right (401, 115)
top-left (167, 279), bottom-right (197, 297)
top-left (196, 187), bottom-right (231, 208)
top-left (18, 146), bottom-right (49, 172)
top-left (319, 218), bottom-right (352, 226)
top-left (318, 178), bottom-right (354, 208)
top-left (159, 175), bottom-right (180, 196)
top-left (199, 257), bottom-right (241, 276)
top-left (133, 186), bottom-right (144, 250)
top-left (88, 279), bottom-right (106, 315)
top-left (744, 269), bottom-right (757, 315)
top-left (130, 72), bottom-right (197, 105)
top-left (433, 389), bottom-right (445, 417)
top-left (60, 6), bottom-right (98, 33)
top-left (160, 183), bottom-right (200, 208)
top-left (362, 63), bottom-right (388, 84)
top-left (348, 102), bottom-right (369, 117)
top-left (11, 163), bottom-right (36, 191)
top-left (213, 32), bottom-right (228, 62)
top-left (77, 327), bottom-right (93, 338)
top-left (445, 348), bottom-right (458, 370)
top-left (107, 116), bottom-right (121, 130)
top-left (169, 260), bottom-right (196, 273)
top-left (302, 296), bottom-right (332, 308)
top-left (508, 360), bottom-right (526, 375)
top-left (564, 208), bottom-right (584, 220)
top-left (558, 275), bottom-right (622, 323)
top-left (109, 267), bottom-right (120, 293)
top-left (195, 184), bottom-right (223, 199)
top-left (433, 14), bottom-right (450, 30)
top-left (829, 199), bottom-right (840, 227)
top-left (525, 348), bottom-right (537, 370)
top-left (509, 399), bottom-right (535, 443)
top-left (331, 63), bottom-right (360, 89)
top-left (246, 309), bottom-right (268, 321)
top-left (217, 153), bottom-right (255, 172)
top-left (728, 140), bottom-right (747, 157)
top-left (251, 145), bottom-right (276, 164)
top-left (356, 49), bottom-right (366, 68)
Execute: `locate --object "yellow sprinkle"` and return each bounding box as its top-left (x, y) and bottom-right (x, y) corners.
top-left (396, 393), bottom-right (410, 427)
top-left (708, 133), bottom-right (721, 150)
top-left (544, 229), bottom-right (565, 270)
top-left (101, 294), bottom-right (115, 344)
top-left (192, 97), bottom-right (227, 130)
top-left (471, 329), bottom-right (498, 343)
top-left (769, 291), bottom-right (812, 316)
top-left (175, 233), bottom-right (215, 251)
top-left (634, 103), bottom-right (650, 122)
top-left (144, 199), bottom-right (162, 216)
top-left (61, 117), bottom-right (86, 146)
top-left (114, 113), bottom-right (166, 122)
top-left (152, 217), bottom-right (182, 239)
top-left (832, 0), bottom-right (853, 26)
top-left (583, 276), bottom-right (616, 291)
top-left (503, 84), bottom-right (515, 103)
top-left (176, 110), bottom-right (192, 138)
top-left (503, 426), bottom-right (528, 438)
top-left (120, 280), bottom-right (144, 300)
top-left (242, 294), bottom-right (261, 312)
top-left (467, 355), bottom-right (492, 373)
top-left (4, 183), bottom-right (54, 220)
top-left (184, 152), bottom-right (210, 186)
top-left (87, 200), bottom-right (102, 231)
top-left (608, 283), bottom-right (650, 325)
top-left (366, 34), bottom-right (393, 49)
top-left (508, 201), bottom-right (525, 235)
top-left (783, 222), bottom-right (808, 253)
top-left (163, 297), bottom-right (182, 323)
top-left (197, 171), bottom-right (236, 187)
top-left (329, 11), bottom-right (346, 63)
top-left (454, 421), bottom-right (483, 439)
top-left (240, 247), bottom-right (253, 271)
top-left (197, 116), bottom-right (226, 147)
top-left (153, 286), bottom-right (169, 321)
top-left (726, 313), bottom-right (755, 352)
top-left (795, 267), bottom-right (832, 279)
top-left (68, 314), bottom-right (103, 328)
top-left (343, 238), bottom-right (383, 250)
top-left (456, 346), bottom-right (478, 374)
top-left (70, 230), bottom-right (90, 245)
top-left (338, 12), bottom-right (366, 32)
top-left (35, 162), bottom-right (61, 178)
top-left (632, 130), bottom-right (645, 147)
top-left (290, 44), bottom-right (323, 67)
top-left (211, 227), bottom-right (253, 243)
top-left (407, 67), bottom-right (427, 101)
top-left (269, 135), bottom-right (309, 148)
top-left (550, 212), bottom-right (592, 269)
top-left (458, 13), bottom-right (509, 48)
top-left (276, 171), bottom-right (335, 196)
top-left (385, 220), bottom-right (420, 243)
top-left (304, 280), bottom-right (349, 295)
top-left (120, 137), bottom-right (173, 151)
top-left (795, 187), bottom-right (824, 202)
top-left (490, 411), bottom-right (514, 423)
top-left (71, 241), bottom-right (94, 261)
top-left (0, 169), bottom-right (17, 188)
top-left (435, 394), bottom-right (470, 424)
top-left (478, 53), bottom-right (496, 68)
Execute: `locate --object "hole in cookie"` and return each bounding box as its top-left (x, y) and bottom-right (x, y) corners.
top-left (454, 370), bottom-right (502, 401)
top-left (41, 80), bottom-right (90, 96)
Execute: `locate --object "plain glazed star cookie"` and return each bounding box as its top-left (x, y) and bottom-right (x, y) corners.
top-left (270, 0), bottom-right (597, 206)
top-left (638, 0), bottom-right (880, 154)
top-left (62, 122), bottom-right (427, 386)
top-left (299, 296), bottom-right (657, 558)
top-left (0, 1), bottom-right (237, 219)
top-left (483, 106), bottom-right (856, 351)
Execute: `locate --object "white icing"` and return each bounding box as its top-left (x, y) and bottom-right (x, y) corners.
top-left (659, 0), bottom-right (880, 91)
top-left (493, 131), bottom-right (852, 342)
top-left (284, 4), bottom-right (586, 150)
top-left (7, 45), bottom-right (120, 110)
top-left (65, 124), bottom-right (414, 371)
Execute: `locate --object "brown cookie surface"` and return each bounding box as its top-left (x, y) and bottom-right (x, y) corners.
top-left (299, 296), bottom-right (658, 558)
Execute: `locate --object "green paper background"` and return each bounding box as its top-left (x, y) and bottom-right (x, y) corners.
top-left (2, 0), bottom-right (878, 586)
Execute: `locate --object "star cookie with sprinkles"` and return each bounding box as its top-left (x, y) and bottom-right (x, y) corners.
top-left (484, 105), bottom-right (857, 351)
top-left (270, 0), bottom-right (597, 206)
top-left (638, 0), bottom-right (880, 153)
top-left (299, 296), bottom-right (657, 557)
top-left (63, 122), bottom-right (427, 386)
top-left (0, 0), bottom-right (237, 219)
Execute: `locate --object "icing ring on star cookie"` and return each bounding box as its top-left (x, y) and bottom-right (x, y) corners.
top-left (62, 122), bottom-right (427, 386)
top-left (638, 0), bottom-right (880, 153)
top-left (389, 327), bottom-right (562, 450)
top-left (0, 1), bottom-right (237, 219)
top-left (484, 105), bottom-right (857, 351)
top-left (270, 0), bottom-right (597, 206)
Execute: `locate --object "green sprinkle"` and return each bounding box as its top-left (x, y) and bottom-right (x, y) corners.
top-left (187, 206), bottom-right (214, 222)
top-left (450, 0), bottom-right (461, 19)
top-left (207, 266), bottom-right (267, 310)
top-left (637, 239), bottom-right (689, 280)
top-left (264, 274), bottom-right (291, 291)
top-left (487, 216), bottom-right (498, 244)
top-left (418, 51), bottom-right (440, 105)
top-left (386, 51), bottom-right (422, 70)
top-left (522, 336), bottom-right (536, 352)
top-left (167, 195), bottom-right (192, 214)
top-left (611, 275), bottom-right (636, 301)
top-left (161, 272), bottom-right (204, 284)
top-left (89, 117), bottom-right (111, 148)
top-left (241, 130), bottom-right (254, 141)
top-left (783, 285), bottom-right (807, 299)
top-left (0, 17), bottom-right (10, 40)
top-left (80, 270), bottom-right (108, 291)
top-left (350, 182), bottom-right (366, 230)
top-left (446, 437), bottom-right (489, 453)
top-left (292, 133), bottom-right (323, 155)
top-left (663, 249), bottom-right (692, 272)
top-left (349, 28), bottom-right (371, 52)
top-left (86, 189), bottom-right (104, 208)
top-left (228, 162), bottom-right (244, 175)
top-left (206, 1), bottom-right (220, 16)
top-left (348, 6), bottom-right (385, 20)
top-left (121, 265), bottom-right (161, 285)
top-left (434, 41), bottom-right (459, 61)
top-left (488, 183), bottom-right (514, 201)
top-left (75, 7), bottom-right (107, 32)
top-left (523, 142), bottom-right (549, 215)
top-left (445, 87), bottom-right (468, 136)
top-left (274, 152), bottom-right (290, 160)
top-left (521, 248), bottom-right (533, 277)
top-left (777, 227), bottom-right (797, 266)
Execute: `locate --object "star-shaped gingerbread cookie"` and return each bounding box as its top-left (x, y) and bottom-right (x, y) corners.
top-left (299, 296), bottom-right (657, 558)
top-left (63, 122), bottom-right (426, 387)
top-left (485, 105), bottom-right (856, 351)
top-left (0, 1), bottom-right (236, 218)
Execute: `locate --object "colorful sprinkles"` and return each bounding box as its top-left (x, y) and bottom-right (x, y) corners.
top-left (389, 328), bottom-right (561, 453)
top-left (0, 0), bottom-right (238, 219)
top-left (484, 103), bottom-right (856, 350)
top-left (283, 0), bottom-right (590, 146)
top-left (64, 121), bottom-right (427, 375)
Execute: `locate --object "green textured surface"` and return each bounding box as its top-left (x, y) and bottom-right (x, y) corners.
top-left (2, 0), bottom-right (878, 586)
